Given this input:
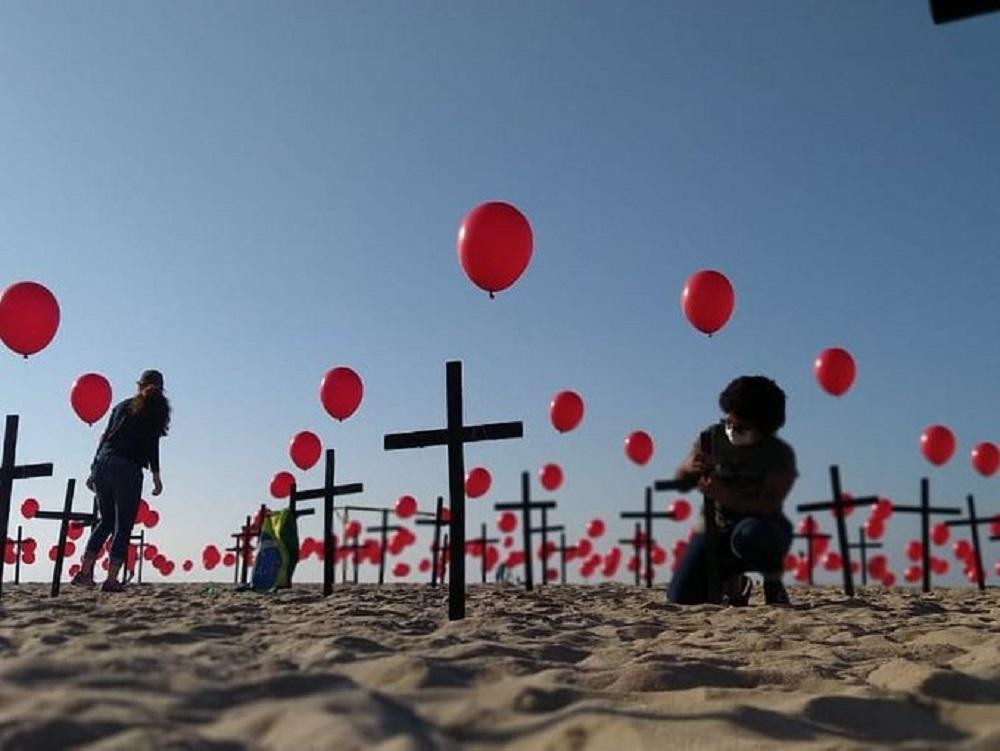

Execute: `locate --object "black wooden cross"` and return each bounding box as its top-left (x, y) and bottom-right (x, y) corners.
top-left (229, 515), bottom-right (254, 587)
top-left (494, 471), bottom-right (555, 592)
top-left (384, 360), bottom-right (523, 621)
top-left (618, 523), bottom-right (644, 587)
top-left (846, 527), bottom-right (883, 587)
top-left (225, 536), bottom-right (242, 585)
top-left (791, 515), bottom-right (833, 585)
top-left (11, 524), bottom-right (28, 585)
top-left (796, 465), bottom-right (879, 597)
top-left (362, 508), bottom-right (402, 585)
top-left (532, 505), bottom-right (564, 586)
top-left (288, 448), bottom-right (363, 596)
top-left (945, 494), bottom-right (992, 591)
top-left (891, 478), bottom-right (960, 593)
top-left (415, 496), bottom-right (448, 586)
top-left (555, 532), bottom-right (577, 585)
top-left (340, 534), bottom-right (364, 584)
top-left (0, 415), bottom-right (54, 599)
top-left (124, 529), bottom-right (147, 584)
top-left (621, 486), bottom-right (677, 589)
top-left (930, 0), bottom-right (1000, 25)
top-left (252, 503), bottom-right (270, 543)
top-left (34, 479), bottom-right (97, 597)
top-left (468, 522), bottom-right (500, 584)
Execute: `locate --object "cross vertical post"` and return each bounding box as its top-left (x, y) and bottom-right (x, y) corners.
top-left (34, 479), bottom-right (97, 597)
top-left (556, 532), bottom-right (577, 585)
top-left (791, 516), bottom-right (832, 586)
top-left (892, 478), bottom-right (960, 592)
top-left (618, 523), bottom-right (643, 587)
top-left (621, 486), bottom-right (676, 589)
top-left (531, 505), bottom-right (564, 586)
top-left (945, 495), bottom-right (992, 591)
top-left (468, 522), bottom-right (499, 584)
top-left (495, 471), bottom-right (555, 592)
top-left (846, 527), bottom-right (882, 587)
top-left (366, 509), bottom-right (402, 585)
top-left (415, 497), bottom-right (447, 586)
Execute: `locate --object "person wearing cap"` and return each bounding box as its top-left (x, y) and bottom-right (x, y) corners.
top-left (73, 370), bottom-right (171, 592)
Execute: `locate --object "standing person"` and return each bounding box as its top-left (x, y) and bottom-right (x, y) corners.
top-left (668, 375), bottom-right (797, 606)
top-left (72, 370), bottom-right (170, 592)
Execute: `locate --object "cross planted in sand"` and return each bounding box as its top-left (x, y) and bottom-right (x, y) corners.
top-left (494, 471), bottom-right (555, 593)
top-left (345, 505), bottom-right (402, 585)
top-left (621, 486), bottom-right (677, 589)
top-left (791, 515), bottom-right (833, 586)
top-left (384, 360), bottom-right (523, 621)
top-left (229, 515), bottom-right (254, 587)
top-left (846, 527), bottom-right (883, 587)
top-left (414, 496), bottom-right (447, 586)
top-left (33, 479), bottom-right (97, 597)
top-left (532, 503), bottom-right (564, 586)
top-left (0, 415), bottom-right (54, 599)
top-left (945, 494), bottom-right (992, 591)
top-left (10, 524), bottom-right (29, 585)
top-left (619, 523), bottom-right (644, 587)
top-left (892, 478), bottom-right (960, 593)
top-left (554, 532), bottom-right (578, 585)
top-left (124, 529), bottom-right (148, 584)
top-left (468, 522), bottom-right (500, 585)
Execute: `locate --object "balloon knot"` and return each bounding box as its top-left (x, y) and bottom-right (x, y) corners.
top-left (489, 291), bottom-right (495, 300)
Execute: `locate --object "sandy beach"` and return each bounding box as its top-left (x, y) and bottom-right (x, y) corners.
top-left (1, 582), bottom-right (998, 750)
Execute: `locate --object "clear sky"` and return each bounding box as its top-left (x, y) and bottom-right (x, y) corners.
top-left (2, 2), bottom-right (997, 586)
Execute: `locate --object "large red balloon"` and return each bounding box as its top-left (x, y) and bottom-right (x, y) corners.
top-left (550, 390), bottom-right (585, 433)
top-left (971, 442), bottom-right (999, 477)
top-left (586, 518), bottom-right (605, 538)
top-left (625, 430), bottom-right (654, 466)
top-left (289, 431), bottom-right (322, 471)
top-left (921, 425), bottom-right (956, 466)
top-left (669, 499), bottom-right (691, 521)
top-left (270, 471), bottom-right (295, 499)
top-left (0, 281), bottom-right (61, 358)
top-left (539, 463), bottom-right (563, 492)
top-left (70, 373), bottom-right (112, 426)
top-left (681, 270), bottom-right (735, 336)
top-left (465, 467), bottom-right (492, 498)
top-left (457, 201), bottom-right (533, 297)
top-left (814, 348), bottom-right (856, 396)
top-left (497, 511), bottom-right (518, 533)
top-left (395, 495), bottom-right (417, 519)
top-left (319, 367), bottom-right (364, 421)
top-left (20, 498), bottom-right (39, 519)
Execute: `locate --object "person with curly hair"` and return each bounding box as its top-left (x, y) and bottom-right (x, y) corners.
top-left (668, 375), bottom-right (797, 606)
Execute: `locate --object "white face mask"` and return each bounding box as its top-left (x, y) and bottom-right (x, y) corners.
top-left (725, 425), bottom-right (759, 447)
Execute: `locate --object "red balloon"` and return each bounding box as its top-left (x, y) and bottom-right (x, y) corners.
top-left (669, 499), bottom-right (691, 522)
top-left (270, 471), bottom-right (295, 499)
top-left (20, 498), bottom-right (39, 519)
top-left (797, 516), bottom-right (818, 535)
top-left (202, 545), bottom-right (221, 570)
top-left (953, 539), bottom-right (973, 560)
top-left (495, 511), bottom-right (516, 534)
top-left (418, 558), bottom-right (431, 573)
top-left (539, 463), bottom-right (563, 492)
top-left (931, 522), bottom-right (950, 547)
top-left (904, 564), bottom-right (922, 583)
top-left (395, 495), bottom-right (417, 519)
top-left (289, 431), bottom-right (322, 471)
top-left (864, 516), bottom-right (885, 541)
top-left (905, 539), bottom-right (924, 562)
top-left (70, 373), bottom-right (112, 426)
top-left (586, 518), bottom-right (605, 538)
top-left (440, 507), bottom-right (451, 523)
top-left (872, 498), bottom-right (894, 520)
top-left (882, 572), bottom-right (896, 587)
top-left (153, 554), bottom-right (167, 570)
top-left (182, 560), bottom-right (193, 572)
top-left (814, 347), bottom-right (856, 396)
top-left (67, 521), bottom-right (85, 541)
top-left (971, 442), bottom-right (999, 477)
top-left (457, 201), bottom-right (533, 297)
top-left (930, 557), bottom-right (949, 575)
top-left (392, 562), bottom-right (410, 578)
top-left (465, 467), bottom-right (492, 499)
top-left (345, 520), bottom-right (362, 538)
top-left (22, 550), bottom-right (36, 565)
top-left (144, 509), bottom-right (160, 529)
top-left (625, 430), bottom-right (654, 466)
top-left (990, 514), bottom-right (1000, 538)
top-left (921, 425), bottom-right (956, 466)
top-left (830, 492), bottom-right (856, 518)
top-left (319, 367), bottom-right (364, 421)
top-left (601, 547), bottom-right (622, 577)
top-left (822, 551), bottom-right (843, 571)
top-left (867, 554), bottom-right (888, 579)
top-left (143, 544), bottom-right (159, 561)
top-left (550, 390), bottom-right (585, 433)
top-left (681, 270), bottom-right (735, 336)
top-left (576, 538), bottom-right (593, 557)
top-left (222, 552), bottom-right (236, 567)
top-left (0, 281), bottom-right (61, 357)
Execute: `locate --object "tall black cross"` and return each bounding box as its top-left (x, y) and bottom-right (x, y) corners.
top-left (945, 494), bottom-right (992, 591)
top-left (289, 448), bottom-right (363, 596)
top-left (414, 496), bottom-right (447, 586)
top-left (494, 471), bottom-right (555, 592)
top-left (791, 515), bottom-right (833, 585)
top-left (930, 0), bottom-right (1000, 25)
top-left (621, 486), bottom-right (677, 589)
top-left (34, 479), bottom-right (97, 597)
top-left (364, 509), bottom-right (402, 585)
top-left (0, 415), bottom-right (54, 599)
top-left (796, 465), bottom-right (879, 597)
top-left (555, 532), bottom-right (577, 585)
top-left (468, 522), bottom-right (500, 584)
top-left (618, 523), bottom-right (644, 587)
top-left (846, 527), bottom-right (883, 587)
top-left (124, 530), bottom-right (147, 584)
top-left (891, 478), bottom-right (960, 593)
top-left (531, 505), bottom-right (564, 586)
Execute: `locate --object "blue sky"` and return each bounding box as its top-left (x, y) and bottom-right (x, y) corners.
top-left (2, 2), bottom-right (997, 585)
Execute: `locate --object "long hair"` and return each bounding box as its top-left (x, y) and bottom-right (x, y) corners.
top-left (129, 384), bottom-right (171, 436)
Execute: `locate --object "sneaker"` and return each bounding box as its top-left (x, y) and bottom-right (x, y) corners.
top-left (70, 570), bottom-right (96, 588)
top-left (722, 574), bottom-right (753, 607)
top-left (100, 579), bottom-right (126, 593)
top-left (764, 579), bottom-right (791, 606)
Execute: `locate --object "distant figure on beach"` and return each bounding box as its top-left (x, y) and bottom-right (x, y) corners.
top-left (73, 370), bottom-right (171, 593)
top-left (668, 375), bottom-right (797, 606)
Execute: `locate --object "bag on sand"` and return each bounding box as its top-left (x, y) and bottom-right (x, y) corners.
top-left (250, 508), bottom-right (300, 591)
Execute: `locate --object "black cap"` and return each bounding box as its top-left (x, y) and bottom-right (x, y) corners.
top-left (139, 369), bottom-right (164, 389)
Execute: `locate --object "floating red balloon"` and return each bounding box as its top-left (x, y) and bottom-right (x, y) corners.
top-left (465, 467), bottom-right (492, 499)
top-left (270, 471), bottom-right (295, 499)
top-left (550, 390), bottom-right (585, 433)
top-left (319, 367), bottom-right (364, 421)
top-left (395, 495), bottom-right (417, 519)
top-left (70, 373), bottom-right (112, 426)
top-left (872, 498), bottom-right (894, 520)
top-left (905, 539), bottom-right (924, 562)
top-left (669, 499), bottom-right (691, 522)
top-left (904, 565), bottom-right (922, 583)
top-left (345, 520), bottom-right (362, 538)
top-left (681, 270), bottom-right (735, 336)
top-left (144, 509), bottom-right (160, 529)
top-left (971, 442), bottom-right (999, 477)
top-left (586, 518), bottom-right (605, 538)
top-left (814, 347), bottom-right (856, 397)
top-left (182, 560), bottom-right (193, 572)
top-left (457, 201), bottom-right (533, 297)
top-left (822, 551), bottom-right (843, 571)
top-left (497, 511), bottom-right (518, 533)
top-left (393, 562), bottom-right (410, 578)
top-left (289, 431), bottom-right (322, 471)
top-left (624, 430), bottom-right (654, 466)
top-left (0, 281), bottom-right (61, 358)
top-left (931, 522), bottom-right (950, 547)
top-left (202, 545), bottom-right (222, 570)
top-left (867, 554), bottom-right (888, 580)
top-left (921, 425), bottom-right (956, 466)
top-left (863, 516), bottom-right (885, 541)
top-left (953, 539), bottom-right (973, 560)
top-left (20, 498), bottom-right (39, 519)
top-left (539, 463), bottom-right (563, 492)
top-left (882, 572), bottom-right (896, 587)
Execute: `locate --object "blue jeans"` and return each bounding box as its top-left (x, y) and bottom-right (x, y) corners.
top-left (84, 450), bottom-right (143, 565)
top-left (667, 513), bottom-right (793, 604)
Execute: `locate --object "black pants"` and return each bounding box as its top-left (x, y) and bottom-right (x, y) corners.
top-left (84, 451), bottom-right (143, 565)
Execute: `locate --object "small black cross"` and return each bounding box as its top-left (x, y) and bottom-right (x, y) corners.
top-left (891, 478), bottom-right (960, 593)
top-left (531, 505), bottom-right (564, 586)
top-left (945, 495), bottom-right (992, 591)
top-left (289, 448), bottom-right (363, 596)
top-left (796, 465), bottom-right (879, 597)
top-left (339, 534), bottom-right (365, 584)
top-left (618, 523), bottom-right (644, 587)
top-left (229, 515), bottom-right (254, 587)
top-left (10, 524), bottom-right (28, 585)
top-left (252, 503), bottom-right (270, 544)
top-left (846, 527), bottom-right (883, 587)
top-left (364, 509), bottom-right (403, 585)
top-left (494, 471), bottom-right (556, 592)
top-left (124, 529), bottom-right (147, 584)
top-left (554, 532), bottom-right (577, 585)
top-left (791, 515), bottom-right (832, 585)
top-left (384, 360), bottom-right (523, 620)
top-left (468, 522), bottom-right (500, 584)
top-left (34, 479), bottom-right (97, 597)
top-left (414, 496), bottom-right (448, 587)
top-left (0, 415), bottom-right (54, 599)
top-left (621, 486), bottom-right (677, 589)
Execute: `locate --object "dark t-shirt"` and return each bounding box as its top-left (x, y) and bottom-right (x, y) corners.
top-left (97, 399), bottom-right (162, 472)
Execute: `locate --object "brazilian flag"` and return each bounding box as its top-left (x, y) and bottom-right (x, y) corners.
top-left (251, 508), bottom-right (300, 591)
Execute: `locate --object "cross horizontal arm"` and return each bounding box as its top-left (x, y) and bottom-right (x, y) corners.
top-left (384, 429), bottom-right (449, 450)
top-left (495, 501), bottom-right (557, 511)
top-left (796, 495), bottom-right (879, 512)
top-left (294, 508), bottom-right (316, 518)
top-left (532, 525), bottom-right (565, 534)
top-left (621, 511), bottom-right (677, 520)
top-left (653, 479), bottom-right (696, 493)
top-left (366, 525), bottom-right (403, 533)
top-left (792, 532), bottom-right (833, 540)
top-left (34, 512), bottom-right (96, 522)
top-left (339, 504), bottom-right (388, 514)
top-left (945, 517), bottom-right (993, 527)
top-left (461, 422), bottom-right (524, 443)
top-left (415, 517), bottom-right (446, 526)
top-left (847, 542), bottom-right (883, 549)
top-left (335, 483), bottom-right (364, 496)
top-left (9, 463), bottom-right (54, 480)
top-left (292, 483), bottom-right (364, 502)
top-left (892, 505), bottom-right (961, 514)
